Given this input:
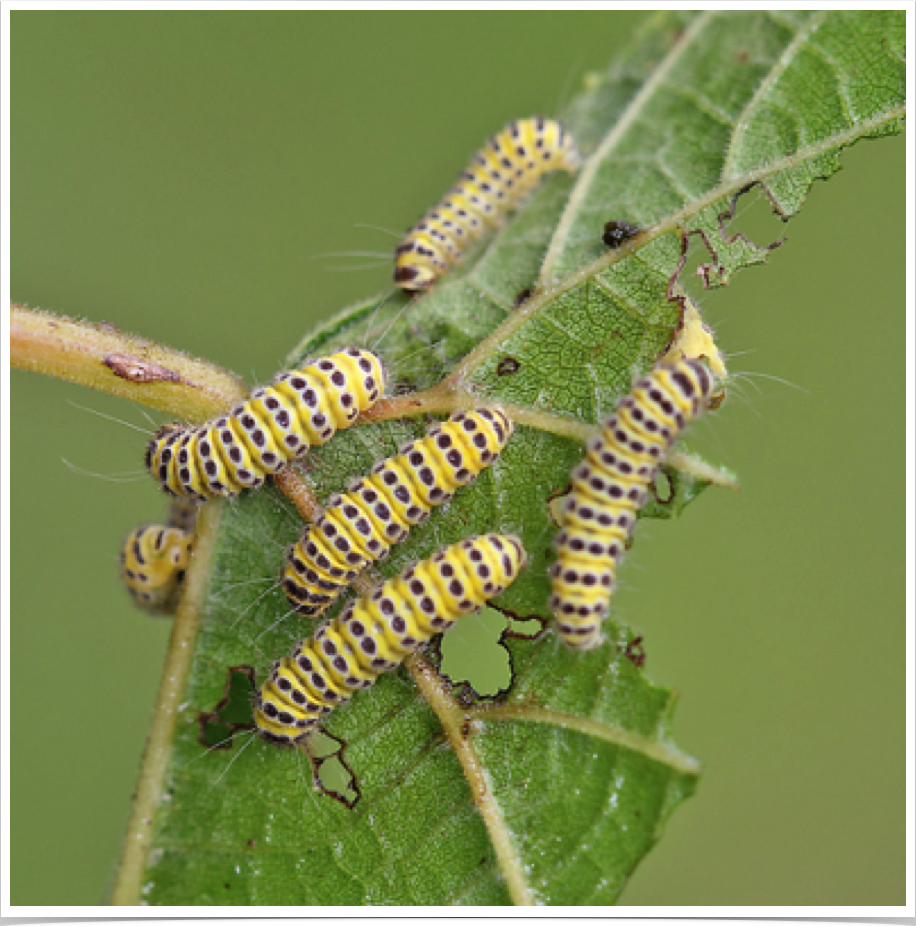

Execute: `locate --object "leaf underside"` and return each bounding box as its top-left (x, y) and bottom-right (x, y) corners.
top-left (139, 11), bottom-right (904, 906)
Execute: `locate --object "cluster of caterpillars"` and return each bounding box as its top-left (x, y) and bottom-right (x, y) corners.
top-left (120, 115), bottom-right (726, 754)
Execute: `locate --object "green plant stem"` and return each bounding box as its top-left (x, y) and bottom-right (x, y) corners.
top-left (406, 654), bottom-right (534, 906)
top-left (110, 502), bottom-right (224, 905)
top-left (272, 468), bottom-right (325, 523)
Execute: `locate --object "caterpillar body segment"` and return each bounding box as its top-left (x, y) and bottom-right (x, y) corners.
top-left (145, 349), bottom-right (385, 500)
top-left (255, 533), bottom-right (528, 745)
top-left (282, 408), bottom-right (513, 617)
top-left (394, 118), bottom-right (580, 291)
top-left (550, 360), bottom-right (716, 650)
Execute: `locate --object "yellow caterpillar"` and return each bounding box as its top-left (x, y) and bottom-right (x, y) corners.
top-left (394, 117), bottom-right (580, 291)
top-left (282, 408), bottom-right (513, 617)
top-left (256, 534), bottom-right (527, 745)
top-left (550, 360), bottom-right (717, 650)
top-left (120, 499), bottom-right (197, 614)
top-left (146, 349), bottom-right (385, 499)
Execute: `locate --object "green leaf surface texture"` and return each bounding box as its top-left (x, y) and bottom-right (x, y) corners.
top-left (138, 11), bottom-right (904, 906)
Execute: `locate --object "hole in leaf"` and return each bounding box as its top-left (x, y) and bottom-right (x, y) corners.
top-left (504, 615), bottom-right (544, 639)
top-left (653, 469), bottom-right (674, 505)
top-left (721, 183), bottom-right (792, 244)
top-left (439, 606), bottom-right (512, 696)
top-left (308, 730), bottom-right (359, 808)
top-left (675, 182), bottom-right (787, 303)
top-left (199, 718), bottom-right (235, 750)
top-left (197, 665), bottom-right (256, 749)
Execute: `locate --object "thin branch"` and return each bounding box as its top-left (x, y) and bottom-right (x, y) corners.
top-left (406, 654), bottom-right (534, 906)
top-left (110, 502), bottom-right (225, 905)
top-left (364, 387), bottom-right (739, 486)
top-left (362, 385), bottom-right (598, 442)
top-left (10, 304), bottom-right (248, 422)
top-left (13, 303), bottom-right (351, 523)
top-left (272, 469), bottom-right (325, 523)
top-left (358, 387), bottom-right (466, 423)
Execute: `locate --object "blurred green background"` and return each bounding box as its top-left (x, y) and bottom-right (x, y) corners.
top-left (11, 12), bottom-right (904, 907)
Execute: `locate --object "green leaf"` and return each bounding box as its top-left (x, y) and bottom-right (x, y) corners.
top-left (126, 11), bottom-right (904, 906)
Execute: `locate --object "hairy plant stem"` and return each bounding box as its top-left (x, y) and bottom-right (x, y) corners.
top-left (364, 383), bottom-right (738, 488)
top-left (10, 304), bottom-right (247, 420)
top-left (110, 502), bottom-right (224, 905)
top-left (363, 384), bottom-right (598, 442)
top-left (272, 469), bottom-right (324, 523)
top-left (406, 654), bottom-right (533, 906)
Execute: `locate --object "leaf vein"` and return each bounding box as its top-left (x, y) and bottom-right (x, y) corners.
top-left (722, 10), bottom-right (829, 179)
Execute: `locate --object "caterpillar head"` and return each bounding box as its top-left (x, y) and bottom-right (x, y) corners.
top-left (661, 300), bottom-right (729, 409)
top-left (394, 262), bottom-right (437, 292)
top-left (144, 422), bottom-right (185, 472)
